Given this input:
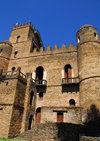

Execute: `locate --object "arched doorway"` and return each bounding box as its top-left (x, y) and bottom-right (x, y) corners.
top-left (64, 64), bottom-right (71, 83)
top-left (28, 115), bottom-right (33, 129)
top-left (36, 66), bottom-right (44, 84)
top-left (36, 107), bottom-right (41, 124)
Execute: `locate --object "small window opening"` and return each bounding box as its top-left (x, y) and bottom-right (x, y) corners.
top-left (0, 48), bottom-right (3, 55)
top-left (30, 91), bottom-right (34, 105)
top-left (39, 92), bottom-right (43, 101)
top-left (94, 33), bottom-right (98, 39)
top-left (77, 36), bottom-right (80, 43)
top-left (12, 67), bottom-right (16, 74)
top-left (69, 99), bottom-right (75, 106)
top-left (0, 108), bottom-right (3, 110)
top-left (14, 51), bottom-right (18, 58)
top-left (16, 35), bottom-right (21, 43)
top-left (57, 112), bottom-right (63, 122)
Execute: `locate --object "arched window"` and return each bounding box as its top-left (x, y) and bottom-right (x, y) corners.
top-left (11, 67), bottom-right (16, 74)
top-left (69, 99), bottom-right (75, 106)
top-left (36, 107), bottom-right (41, 124)
top-left (36, 66), bottom-right (44, 84)
top-left (39, 92), bottom-right (43, 101)
top-left (64, 64), bottom-right (71, 83)
top-left (14, 51), bottom-right (18, 58)
top-left (16, 35), bottom-right (21, 43)
top-left (30, 91), bottom-right (34, 105)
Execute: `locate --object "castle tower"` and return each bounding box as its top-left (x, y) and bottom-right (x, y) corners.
top-left (9, 22), bottom-right (44, 58)
top-left (77, 25), bottom-right (100, 122)
top-left (0, 40), bottom-right (12, 71)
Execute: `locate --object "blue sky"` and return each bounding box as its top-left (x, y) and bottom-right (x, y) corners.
top-left (0, 0), bottom-right (100, 50)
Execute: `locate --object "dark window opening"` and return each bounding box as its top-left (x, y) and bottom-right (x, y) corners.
top-left (30, 91), bottom-right (34, 105)
top-left (36, 108), bottom-right (41, 124)
top-left (16, 35), bottom-right (21, 43)
top-left (69, 99), bottom-right (75, 106)
top-left (94, 33), bottom-right (97, 39)
top-left (28, 115), bottom-right (33, 129)
top-left (12, 67), bottom-right (16, 74)
top-left (14, 51), bottom-right (18, 58)
top-left (0, 48), bottom-right (3, 54)
top-left (94, 33), bottom-right (96, 37)
top-left (57, 112), bottom-right (63, 122)
top-left (0, 108), bottom-right (3, 110)
top-left (36, 66), bottom-right (44, 84)
top-left (39, 92), bottom-right (43, 101)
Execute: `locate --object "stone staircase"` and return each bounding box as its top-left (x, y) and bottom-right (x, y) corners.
top-left (14, 122), bottom-right (84, 141)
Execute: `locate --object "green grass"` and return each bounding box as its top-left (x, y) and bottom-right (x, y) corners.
top-left (0, 138), bottom-right (26, 141)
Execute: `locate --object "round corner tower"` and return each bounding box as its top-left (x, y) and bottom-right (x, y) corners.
top-left (77, 24), bottom-right (100, 122)
top-left (0, 40), bottom-right (12, 71)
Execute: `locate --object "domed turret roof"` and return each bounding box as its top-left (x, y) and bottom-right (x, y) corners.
top-left (0, 40), bottom-right (12, 46)
top-left (80, 24), bottom-right (93, 30)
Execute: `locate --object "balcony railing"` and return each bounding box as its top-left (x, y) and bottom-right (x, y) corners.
top-left (62, 77), bottom-right (79, 84)
top-left (35, 79), bottom-right (47, 86)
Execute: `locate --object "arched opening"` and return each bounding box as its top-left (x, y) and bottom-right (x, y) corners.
top-left (30, 91), bottom-right (34, 105)
top-left (16, 35), bottom-right (21, 43)
top-left (64, 64), bottom-right (71, 83)
top-left (69, 99), bottom-right (75, 106)
top-left (11, 67), bottom-right (16, 74)
top-left (36, 66), bottom-right (44, 84)
top-left (0, 48), bottom-right (3, 55)
top-left (14, 51), bottom-right (18, 58)
top-left (36, 107), bottom-right (41, 124)
top-left (39, 92), bottom-right (43, 101)
top-left (28, 115), bottom-right (33, 129)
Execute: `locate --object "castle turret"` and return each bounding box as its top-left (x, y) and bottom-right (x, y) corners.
top-left (0, 40), bottom-right (12, 71)
top-left (77, 24), bottom-right (100, 122)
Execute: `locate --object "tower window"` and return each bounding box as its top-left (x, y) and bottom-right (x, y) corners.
top-left (94, 33), bottom-right (98, 39)
top-left (0, 48), bottom-right (3, 55)
top-left (14, 51), bottom-right (18, 58)
top-left (69, 99), bottom-right (75, 106)
top-left (16, 35), bottom-right (21, 43)
top-left (77, 36), bottom-right (80, 43)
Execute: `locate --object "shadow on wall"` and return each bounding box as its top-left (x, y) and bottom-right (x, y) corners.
top-left (62, 84), bottom-right (79, 93)
top-left (84, 104), bottom-right (100, 137)
top-left (56, 123), bottom-right (85, 141)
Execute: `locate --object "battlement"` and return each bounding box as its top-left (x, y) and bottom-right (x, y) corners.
top-left (13, 22), bottom-right (34, 30)
top-left (30, 43), bottom-right (77, 56)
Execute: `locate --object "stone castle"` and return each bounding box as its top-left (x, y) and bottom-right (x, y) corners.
top-left (0, 22), bottom-right (100, 138)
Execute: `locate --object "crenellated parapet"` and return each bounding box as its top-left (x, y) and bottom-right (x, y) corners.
top-left (30, 43), bottom-right (77, 56)
top-left (13, 22), bottom-right (34, 31)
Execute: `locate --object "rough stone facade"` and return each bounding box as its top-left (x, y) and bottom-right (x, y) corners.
top-left (0, 22), bottom-right (100, 138)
